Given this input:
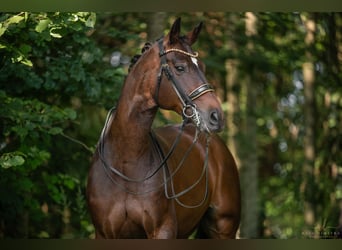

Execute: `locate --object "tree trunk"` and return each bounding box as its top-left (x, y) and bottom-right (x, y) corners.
top-left (239, 12), bottom-right (259, 238)
top-left (147, 12), bottom-right (167, 41)
top-left (225, 14), bottom-right (241, 169)
top-left (301, 13), bottom-right (317, 232)
top-left (225, 58), bottom-right (240, 166)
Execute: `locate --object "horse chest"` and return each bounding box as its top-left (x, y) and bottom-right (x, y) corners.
top-left (102, 192), bottom-right (172, 238)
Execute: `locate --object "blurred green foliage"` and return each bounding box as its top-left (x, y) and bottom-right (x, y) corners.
top-left (0, 12), bottom-right (127, 238)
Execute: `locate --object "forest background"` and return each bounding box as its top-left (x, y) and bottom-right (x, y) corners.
top-left (0, 12), bottom-right (341, 239)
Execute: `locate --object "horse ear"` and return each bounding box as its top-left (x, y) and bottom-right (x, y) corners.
top-left (187, 21), bottom-right (203, 45)
top-left (168, 17), bottom-right (182, 45)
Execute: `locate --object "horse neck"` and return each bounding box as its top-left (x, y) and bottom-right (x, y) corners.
top-left (106, 64), bottom-right (158, 164)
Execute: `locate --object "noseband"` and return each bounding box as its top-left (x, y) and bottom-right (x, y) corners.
top-left (156, 39), bottom-right (214, 127)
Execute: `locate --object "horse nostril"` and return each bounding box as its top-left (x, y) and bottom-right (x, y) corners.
top-left (209, 109), bottom-right (219, 125)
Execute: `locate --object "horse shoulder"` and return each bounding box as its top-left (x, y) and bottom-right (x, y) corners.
top-left (203, 134), bottom-right (241, 238)
top-left (209, 134), bottom-right (240, 183)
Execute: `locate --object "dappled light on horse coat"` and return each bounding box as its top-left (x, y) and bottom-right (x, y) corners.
top-left (86, 17), bottom-right (241, 239)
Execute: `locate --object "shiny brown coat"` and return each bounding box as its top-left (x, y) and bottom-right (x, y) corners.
top-left (86, 18), bottom-right (241, 239)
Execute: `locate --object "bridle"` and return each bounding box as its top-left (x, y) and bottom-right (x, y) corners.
top-left (98, 38), bottom-right (214, 208)
top-left (156, 38), bottom-right (214, 127)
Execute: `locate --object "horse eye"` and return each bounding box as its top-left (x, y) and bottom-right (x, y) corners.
top-left (175, 65), bottom-right (185, 72)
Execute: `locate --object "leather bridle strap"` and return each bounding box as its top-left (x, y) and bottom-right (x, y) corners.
top-left (157, 39), bottom-right (215, 106)
top-left (157, 39), bottom-right (194, 107)
top-left (156, 38), bottom-right (215, 127)
top-left (188, 83), bottom-right (214, 101)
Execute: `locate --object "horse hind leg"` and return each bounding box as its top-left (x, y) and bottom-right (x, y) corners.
top-left (195, 206), bottom-right (240, 239)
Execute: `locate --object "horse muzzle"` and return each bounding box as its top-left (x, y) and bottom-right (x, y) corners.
top-left (200, 108), bottom-right (224, 133)
top-left (184, 106), bottom-right (224, 133)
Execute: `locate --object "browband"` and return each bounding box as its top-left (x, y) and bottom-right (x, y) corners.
top-left (160, 48), bottom-right (199, 58)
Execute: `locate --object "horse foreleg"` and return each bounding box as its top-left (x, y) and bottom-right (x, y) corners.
top-left (145, 217), bottom-right (177, 239)
top-left (208, 215), bottom-right (240, 239)
top-left (143, 202), bottom-right (177, 239)
top-left (150, 225), bottom-right (177, 239)
top-left (197, 205), bottom-right (240, 239)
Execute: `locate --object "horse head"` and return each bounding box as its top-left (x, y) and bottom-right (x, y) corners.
top-left (155, 18), bottom-right (224, 133)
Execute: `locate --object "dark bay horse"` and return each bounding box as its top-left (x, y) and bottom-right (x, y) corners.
top-left (86, 18), bottom-right (241, 239)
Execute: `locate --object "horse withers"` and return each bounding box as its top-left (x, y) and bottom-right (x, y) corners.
top-left (86, 17), bottom-right (241, 239)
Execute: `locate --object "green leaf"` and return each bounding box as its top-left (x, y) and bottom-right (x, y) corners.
top-left (7, 15), bottom-right (25, 25)
top-left (85, 13), bottom-right (96, 28)
top-left (65, 108), bottom-right (77, 120)
top-left (64, 178), bottom-right (76, 189)
top-left (0, 27), bottom-right (6, 37)
top-left (0, 152), bottom-right (26, 169)
top-left (50, 27), bottom-right (62, 38)
top-left (49, 127), bottom-right (63, 135)
top-left (20, 178), bottom-right (34, 190)
top-left (21, 58), bottom-right (33, 67)
top-left (35, 19), bottom-right (50, 33)
top-left (19, 44), bottom-right (32, 54)
top-left (0, 14), bottom-right (25, 37)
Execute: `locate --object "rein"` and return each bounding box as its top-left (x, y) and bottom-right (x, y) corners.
top-left (98, 39), bottom-right (214, 208)
top-left (99, 108), bottom-right (209, 208)
top-left (162, 130), bottom-right (210, 208)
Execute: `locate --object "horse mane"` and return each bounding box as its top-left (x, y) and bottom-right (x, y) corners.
top-left (128, 42), bottom-right (153, 72)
